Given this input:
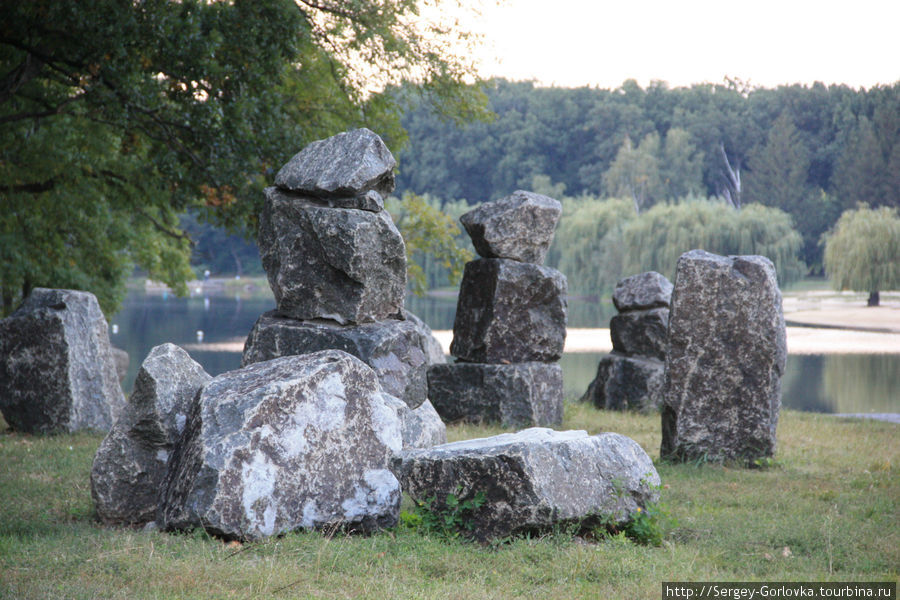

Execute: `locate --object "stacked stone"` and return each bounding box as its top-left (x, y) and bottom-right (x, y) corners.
top-left (242, 128), bottom-right (444, 445)
top-left (428, 191), bottom-right (568, 427)
top-left (581, 272), bottom-right (672, 413)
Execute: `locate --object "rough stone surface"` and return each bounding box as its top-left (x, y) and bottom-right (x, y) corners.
top-left (612, 271), bottom-right (673, 312)
top-left (111, 347), bottom-right (130, 384)
top-left (398, 400), bottom-right (446, 450)
top-left (395, 428), bottom-right (660, 542)
top-left (580, 354), bottom-right (664, 413)
top-left (459, 190), bottom-right (562, 264)
top-left (402, 309), bottom-right (447, 366)
top-left (0, 288), bottom-right (125, 434)
top-left (259, 187), bottom-right (406, 324)
top-left (661, 250), bottom-right (786, 463)
top-left (427, 362), bottom-right (563, 427)
top-left (274, 128), bottom-right (396, 198)
top-left (242, 311), bottom-right (430, 409)
top-left (449, 259), bottom-right (567, 363)
top-left (91, 344), bottom-right (211, 526)
top-left (158, 351), bottom-right (403, 540)
top-left (609, 308), bottom-right (669, 360)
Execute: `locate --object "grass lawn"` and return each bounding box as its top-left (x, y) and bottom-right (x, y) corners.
top-left (1, 405), bottom-right (897, 599)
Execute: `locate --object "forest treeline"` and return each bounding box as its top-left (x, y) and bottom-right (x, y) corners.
top-left (394, 78), bottom-right (900, 278)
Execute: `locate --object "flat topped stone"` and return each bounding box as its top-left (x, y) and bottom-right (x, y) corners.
top-left (662, 250), bottom-right (785, 463)
top-left (159, 350), bottom-right (405, 540)
top-left (274, 128), bottom-right (396, 198)
top-left (612, 271), bottom-right (673, 312)
top-left (460, 190), bottom-right (562, 264)
top-left (0, 288), bottom-right (125, 434)
top-left (396, 428), bottom-right (660, 541)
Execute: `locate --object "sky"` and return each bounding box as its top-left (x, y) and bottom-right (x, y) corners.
top-left (464, 0), bottom-right (900, 90)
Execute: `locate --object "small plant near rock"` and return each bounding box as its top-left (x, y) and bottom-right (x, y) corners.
top-left (401, 488), bottom-right (487, 540)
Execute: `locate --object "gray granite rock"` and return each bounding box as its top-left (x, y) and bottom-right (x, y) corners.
top-left (398, 400), bottom-right (446, 450)
top-left (402, 309), bottom-right (447, 366)
top-left (91, 344), bottom-right (211, 526)
top-left (242, 311), bottom-right (429, 409)
top-left (609, 308), bottom-right (669, 360)
top-left (158, 351), bottom-right (403, 540)
top-left (427, 362), bottom-right (563, 427)
top-left (259, 187), bottom-right (406, 324)
top-left (395, 428), bottom-right (660, 542)
top-left (449, 258), bottom-right (567, 363)
top-left (661, 250), bottom-right (786, 463)
top-left (0, 288), bottom-right (125, 434)
top-left (580, 353), bottom-right (664, 413)
top-left (459, 191), bottom-right (562, 264)
top-left (274, 128), bottom-right (396, 198)
top-left (612, 271), bottom-right (673, 312)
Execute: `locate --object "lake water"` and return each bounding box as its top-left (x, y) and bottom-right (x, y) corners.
top-left (109, 289), bottom-right (899, 415)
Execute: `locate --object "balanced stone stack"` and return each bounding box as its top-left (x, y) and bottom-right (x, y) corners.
top-left (661, 250), bottom-right (786, 463)
top-left (428, 191), bottom-right (567, 427)
top-left (0, 288), bottom-right (125, 434)
top-left (241, 128), bottom-right (444, 445)
top-left (581, 272), bottom-right (672, 412)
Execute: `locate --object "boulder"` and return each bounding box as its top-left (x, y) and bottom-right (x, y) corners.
top-left (609, 308), bottom-right (669, 360)
top-left (580, 354), bottom-right (664, 413)
top-left (402, 309), bottom-right (447, 366)
top-left (274, 128), bottom-right (396, 199)
top-left (427, 362), bottom-right (563, 427)
top-left (612, 271), bottom-right (673, 312)
top-left (661, 250), bottom-right (786, 463)
top-left (259, 187), bottom-right (406, 324)
top-left (242, 311), bottom-right (429, 409)
top-left (0, 288), bottom-right (125, 434)
top-left (449, 258), bottom-right (567, 363)
top-left (395, 428), bottom-right (660, 542)
top-left (91, 344), bottom-right (211, 526)
top-left (398, 400), bottom-right (446, 450)
top-left (459, 190), bottom-right (562, 265)
top-left (158, 351), bottom-right (403, 540)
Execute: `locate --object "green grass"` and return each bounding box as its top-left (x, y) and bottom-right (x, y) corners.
top-left (1, 406), bottom-right (897, 599)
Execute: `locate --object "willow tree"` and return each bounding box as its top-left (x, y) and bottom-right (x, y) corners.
top-left (620, 199), bottom-right (805, 286)
top-left (0, 0), bottom-right (488, 315)
top-left (823, 205), bottom-right (900, 306)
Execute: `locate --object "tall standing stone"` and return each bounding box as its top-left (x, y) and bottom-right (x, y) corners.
top-left (0, 288), bottom-right (125, 433)
top-left (661, 250), bottom-right (786, 463)
top-left (91, 344), bottom-right (211, 526)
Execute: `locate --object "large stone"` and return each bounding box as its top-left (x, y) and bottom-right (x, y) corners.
top-left (274, 128), bottom-right (396, 199)
top-left (612, 271), bottom-right (673, 312)
top-left (395, 428), bottom-right (660, 542)
top-left (91, 344), bottom-right (211, 526)
top-left (0, 288), bottom-right (125, 434)
top-left (580, 353), bottom-right (664, 413)
top-left (242, 311), bottom-right (429, 409)
top-left (661, 250), bottom-right (786, 463)
top-left (111, 347), bottom-right (129, 384)
top-left (427, 362), bottom-right (563, 427)
top-left (398, 400), bottom-right (446, 450)
top-left (449, 258), bottom-right (567, 363)
top-left (259, 187), bottom-right (406, 324)
top-left (609, 308), bottom-right (669, 360)
top-left (402, 309), bottom-right (447, 366)
top-left (459, 190), bottom-right (562, 264)
top-left (158, 351), bottom-right (403, 540)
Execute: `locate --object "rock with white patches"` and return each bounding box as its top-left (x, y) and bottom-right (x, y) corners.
top-left (91, 344), bottom-right (211, 526)
top-left (158, 350), bottom-right (404, 540)
top-left (395, 428), bottom-right (660, 542)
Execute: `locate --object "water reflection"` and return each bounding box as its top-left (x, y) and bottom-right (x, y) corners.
top-left (111, 290), bottom-right (898, 414)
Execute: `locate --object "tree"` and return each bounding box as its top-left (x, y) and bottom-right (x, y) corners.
top-left (602, 133), bottom-right (662, 213)
top-left (0, 0), bottom-right (488, 315)
top-left (823, 205), bottom-right (900, 306)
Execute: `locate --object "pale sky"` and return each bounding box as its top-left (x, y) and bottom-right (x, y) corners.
top-left (465, 0), bottom-right (900, 89)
